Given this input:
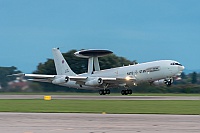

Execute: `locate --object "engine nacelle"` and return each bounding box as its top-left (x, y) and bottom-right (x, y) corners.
top-left (152, 79), bottom-right (166, 86)
top-left (85, 78), bottom-right (103, 86)
top-left (52, 76), bottom-right (69, 84)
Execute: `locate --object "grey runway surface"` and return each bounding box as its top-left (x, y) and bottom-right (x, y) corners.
top-left (0, 95), bottom-right (199, 100)
top-left (0, 113), bottom-right (199, 133)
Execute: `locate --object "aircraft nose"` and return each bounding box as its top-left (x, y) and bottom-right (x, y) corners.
top-left (178, 66), bottom-right (185, 71)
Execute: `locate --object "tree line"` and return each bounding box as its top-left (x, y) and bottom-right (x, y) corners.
top-left (0, 50), bottom-right (199, 93)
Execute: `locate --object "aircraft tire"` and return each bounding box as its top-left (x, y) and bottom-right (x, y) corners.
top-left (165, 79), bottom-right (172, 87)
top-left (103, 90), bottom-right (107, 95)
top-left (99, 90), bottom-right (104, 95)
top-left (106, 89), bottom-right (110, 94)
top-left (168, 81), bottom-right (172, 86)
top-left (128, 89), bottom-right (132, 94)
top-left (121, 90), bottom-right (125, 95)
top-left (121, 89), bottom-right (132, 95)
top-left (125, 90), bottom-right (129, 95)
top-left (166, 81), bottom-right (172, 87)
top-left (99, 89), bottom-right (110, 95)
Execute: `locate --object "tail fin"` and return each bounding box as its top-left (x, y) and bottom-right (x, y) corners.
top-left (52, 48), bottom-right (76, 76)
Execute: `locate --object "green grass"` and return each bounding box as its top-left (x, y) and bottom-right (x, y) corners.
top-left (0, 99), bottom-right (199, 115)
top-left (0, 92), bottom-right (200, 96)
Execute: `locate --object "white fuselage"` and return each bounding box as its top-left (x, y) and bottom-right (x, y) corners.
top-left (62, 60), bottom-right (184, 89)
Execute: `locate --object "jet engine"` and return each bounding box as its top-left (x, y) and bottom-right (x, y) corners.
top-left (85, 78), bottom-right (103, 86)
top-left (52, 76), bottom-right (69, 84)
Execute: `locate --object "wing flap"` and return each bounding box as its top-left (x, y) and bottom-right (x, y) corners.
top-left (28, 79), bottom-right (52, 83)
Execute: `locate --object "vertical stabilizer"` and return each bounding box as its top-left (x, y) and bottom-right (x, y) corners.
top-left (52, 48), bottom-right (76, 76)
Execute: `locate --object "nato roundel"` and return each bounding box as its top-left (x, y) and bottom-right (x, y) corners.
top-left (74, 49), bottom-right (113, 58)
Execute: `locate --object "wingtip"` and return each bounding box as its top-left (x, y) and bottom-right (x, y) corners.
top-left (7, 73), bottom-right (25, 77)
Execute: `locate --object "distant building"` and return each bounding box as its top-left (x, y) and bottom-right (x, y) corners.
top-left (8, 77), bottom-right (29, 90)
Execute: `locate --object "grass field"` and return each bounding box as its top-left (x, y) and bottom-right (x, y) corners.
top-left (0, 99), bottom-right (199, 115)
top-left (0, 92), bottom-right (200, 96)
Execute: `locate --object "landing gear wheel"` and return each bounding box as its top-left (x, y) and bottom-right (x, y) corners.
top-left (103, 90), bottom-right (107, 94)
top-left (128, 89), bottom-right (132, 94)
top-left (121, 89), bottom-right (132, 95)
top-left (165, 78), bottom-right (173, 87)
top-left (121, 90), bottom-right (125, 95)
top-left (99, 89), bottom-right (111, 95)
top-left (166, 82), bottom-right (172, 87)
top-left (99, 90), bottom-right (104, 95)
top-left (106, 89), bottom-right (110, 94)
top-left (125, 90), bottom-right (129, 95)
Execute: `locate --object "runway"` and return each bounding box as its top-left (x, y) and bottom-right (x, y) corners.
top-left (0, 96), bottom-right (199, 133)
top-left (0, 113), bottom-right (199, 133)
top-left (0, 95), bottom-right (199, 100)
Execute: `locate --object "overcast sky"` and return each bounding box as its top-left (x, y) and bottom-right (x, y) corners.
top-left (0, 0), bottom-right (200, 73)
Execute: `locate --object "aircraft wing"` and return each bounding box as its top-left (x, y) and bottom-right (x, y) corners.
top-left (8, 73), bottom-right (56, 78)
top-left (26, 74), bottom-right (56, 83)
top-left (8, 73), bottom-right (56, 83)
top-left (11, 73), bottom-right (136, 86)
top-left (67, 76), bottom-right (136, 82)
top-left (67, 76), bottom-right (136, 86)
top-left (103, 77), bottom-right (136, 84)
top-left (27, 75), bottom-right (86, 84)
top-left (24, 74), bottom-right (56, 78)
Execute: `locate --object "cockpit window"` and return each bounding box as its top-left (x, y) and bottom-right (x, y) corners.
top-left (170, 62), bottom-right (182, 66)
top-left (175, 63), bottom-right (182, 66)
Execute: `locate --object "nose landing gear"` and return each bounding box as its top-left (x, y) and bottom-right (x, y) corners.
top-left (164, 78), bottom-right (173, 87)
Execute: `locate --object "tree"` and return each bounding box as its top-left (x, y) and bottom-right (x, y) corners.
top-left (0, 66), bottom-right (21, 88)
top-left (181, 72), bottom-right (186, 79)
top-left (191, 72), bottom-right (197, 84)
top-left (132, 60), bottom-right (138, 65)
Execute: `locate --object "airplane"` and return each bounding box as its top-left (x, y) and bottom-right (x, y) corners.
top-left (18, 48), bottom-right (185, 95)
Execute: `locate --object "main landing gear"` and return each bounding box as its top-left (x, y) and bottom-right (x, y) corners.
top-left (99, 89), bottom-right (133, 95)
top-left (99, 89), bottom-right (110, 95)
top-left (121, 89), bottom-right (132, 95)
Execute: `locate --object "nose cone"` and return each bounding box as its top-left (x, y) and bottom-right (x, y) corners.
top-left (178, 66), bottom-right (185, 71)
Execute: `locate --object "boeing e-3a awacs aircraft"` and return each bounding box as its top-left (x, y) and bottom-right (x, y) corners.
top-left (21, 48), bottom-right (184, 95)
